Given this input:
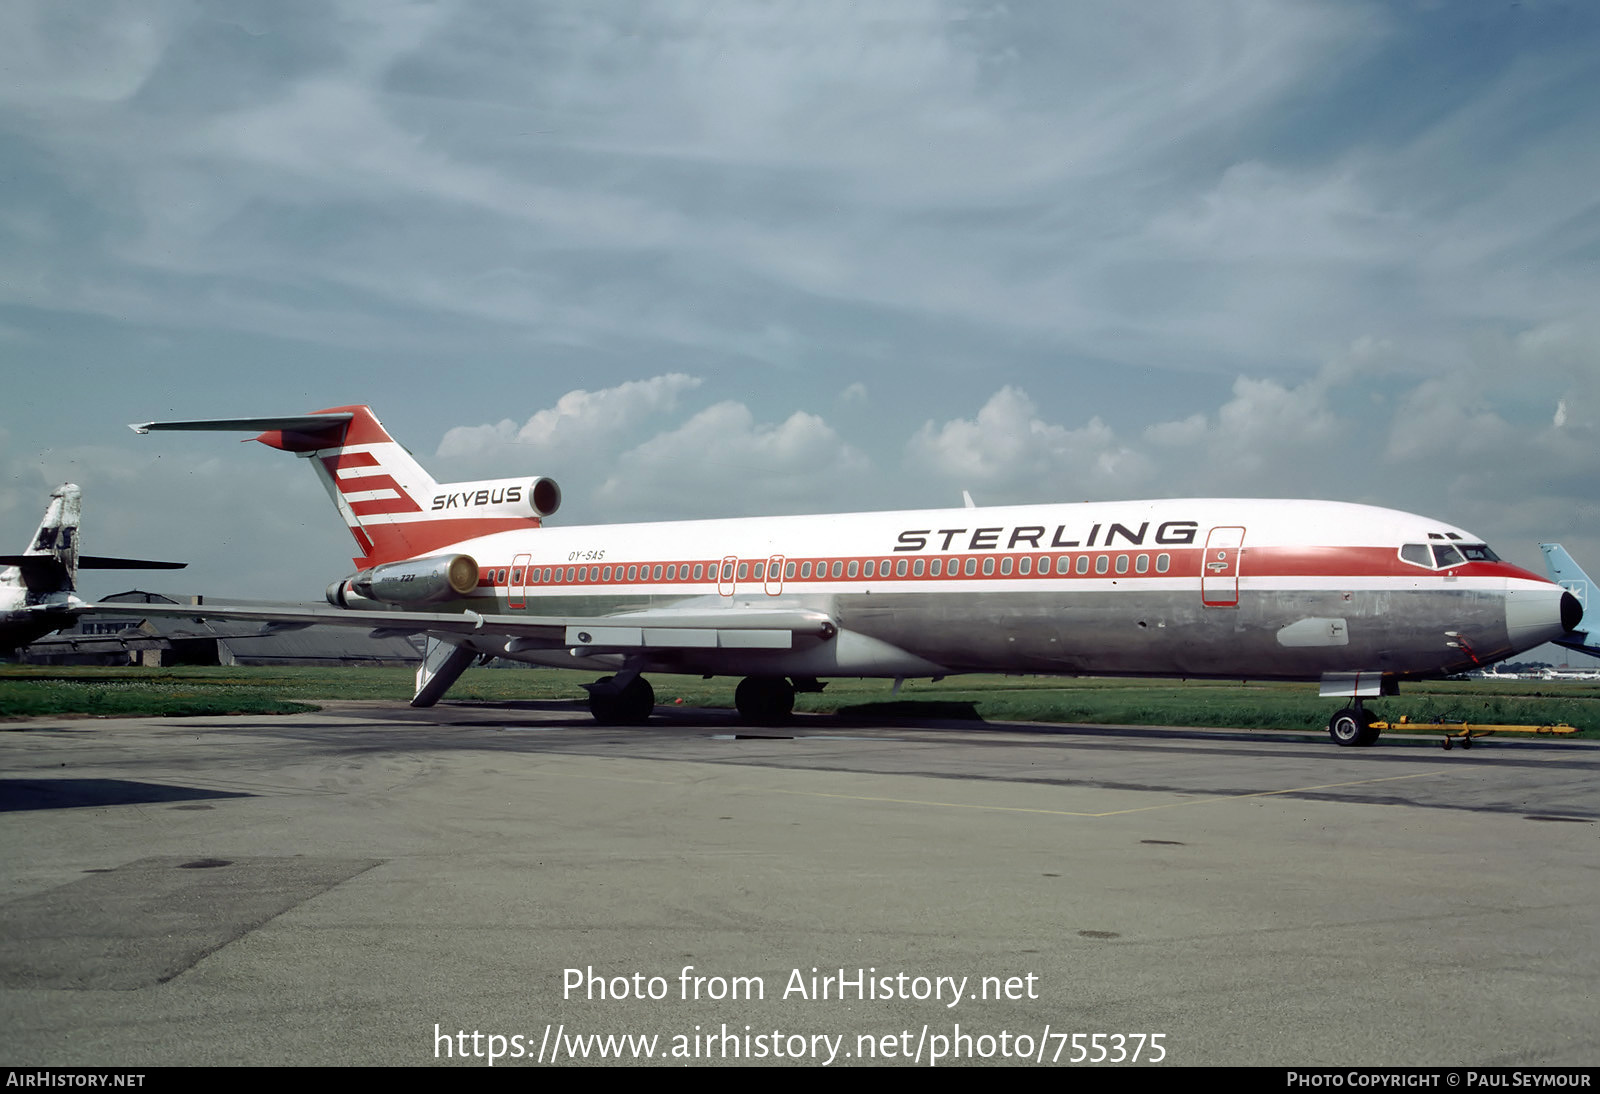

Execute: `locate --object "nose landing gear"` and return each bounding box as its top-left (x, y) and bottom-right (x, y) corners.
top-left (1328, 704), bottom-right (1380, 747)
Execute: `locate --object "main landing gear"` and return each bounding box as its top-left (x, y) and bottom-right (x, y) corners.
top-left (734, 676), bottom-right (796, 726)
top-left (1327, 702), bottom-right (1381, 747)
top-left (585, 675), bottom-right (655, 725)
top-left (583, 674), bottom-right (802, 726)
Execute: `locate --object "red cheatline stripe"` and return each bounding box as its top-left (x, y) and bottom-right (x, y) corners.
top-left (1214, 547), bottom-right (1537, 581)
top-left (476, 551), bottom-right (1193, 586)
top-left (466, 548), bottom-right (1546, 589)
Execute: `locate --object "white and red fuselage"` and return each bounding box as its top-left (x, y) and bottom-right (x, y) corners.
top-left (132, 405), bottom-right (1582, 731)
top-left (344, 498), bottom-right (1574, 682)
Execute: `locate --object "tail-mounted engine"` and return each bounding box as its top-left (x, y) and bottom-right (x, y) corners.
top-left (327, 553), bottom-right (479, 607)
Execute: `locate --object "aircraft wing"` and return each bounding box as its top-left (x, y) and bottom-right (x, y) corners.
top-left (23, 630), bottom-right (171, 655)
top-left (80, 601), bottom-right (838, 651)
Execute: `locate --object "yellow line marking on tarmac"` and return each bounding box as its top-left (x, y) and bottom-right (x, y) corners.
top-left (532, 764), bottom-right (1449, 819)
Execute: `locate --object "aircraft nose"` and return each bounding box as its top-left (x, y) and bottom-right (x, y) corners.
top-left (1505, 585), bottom-right (1581, 650)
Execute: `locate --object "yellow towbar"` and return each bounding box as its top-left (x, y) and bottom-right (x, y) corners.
top-left (1370, 716), bottom-right (1580, 750)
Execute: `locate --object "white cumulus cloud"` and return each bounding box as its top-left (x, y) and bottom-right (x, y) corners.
top-left (906, 386), bottom-right (1151, 499)
top-left (436, 374), bottom-right (704, 463)
top-left (599, 401), bottom-right (870, 520)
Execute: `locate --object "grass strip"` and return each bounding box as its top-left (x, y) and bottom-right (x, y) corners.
top-left (2, 665), bottom-right (1595, 737)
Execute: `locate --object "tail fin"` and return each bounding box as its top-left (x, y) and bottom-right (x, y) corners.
top-left (132, 405), bottom-right (561, 568)
top-left (0, 484), bottom-right (83, 595)
top-left (1539, 543), bottom-right (1598, 659)
top-left (0, 484), bottom-right (187, 600)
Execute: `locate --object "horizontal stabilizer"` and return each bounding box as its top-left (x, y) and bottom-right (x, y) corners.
top-left (129, 414), bottom-right (354, 435)
top-left (0, 554), bottom-right (184, 585)
top-left (0, 556), bottom-right (68, 587)
top-left (1552, 634), bottom-right (1600, 658)
top-left (78, 556), bottom-right (187, 570)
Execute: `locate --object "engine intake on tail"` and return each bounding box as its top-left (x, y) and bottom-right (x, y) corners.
top-left (327, 553), bottom-right (479, 607)
top-left (530, 477), bottom-right (561, 517)
top-left (426, 477), bottom-right (561, 518)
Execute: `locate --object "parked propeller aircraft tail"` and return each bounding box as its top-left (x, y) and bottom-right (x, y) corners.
top-left (1, 484), bottom-right (186, 653)
top-left (123, 405), bottom-right (1585, 745)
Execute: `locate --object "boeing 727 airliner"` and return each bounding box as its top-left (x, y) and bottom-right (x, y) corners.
top-left (126, 405), bottom-right (1583, 745)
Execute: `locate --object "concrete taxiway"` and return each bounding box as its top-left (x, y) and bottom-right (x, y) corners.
top-left (1, 700), bottom-right (1596, 1067)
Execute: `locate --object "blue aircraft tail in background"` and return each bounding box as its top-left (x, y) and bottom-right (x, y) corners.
top-left (1539, 543), bottom-right (1600, 659)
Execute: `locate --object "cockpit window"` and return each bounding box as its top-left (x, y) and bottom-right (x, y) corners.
top-left (1405, 541), bottom-right (1495, 569)
top-left (1401, 544), bottom-right (1432, 568)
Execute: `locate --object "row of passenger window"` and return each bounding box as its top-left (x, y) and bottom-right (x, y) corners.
top-left (788, 553), bottom-right (1173, 579)
top-left (485, 552), bottom-right (1174, 587)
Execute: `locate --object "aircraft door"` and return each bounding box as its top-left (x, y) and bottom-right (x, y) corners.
top-left (510, 553), bottom-right (531, 610)
top-left (718, 555), bottom-right (738, 597)
top-left (765, 554), bottom-right (785, 596)
top-left (1201, 527), bottom-right (1245, 607)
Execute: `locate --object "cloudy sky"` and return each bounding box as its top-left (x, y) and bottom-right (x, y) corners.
top-left (2, 1), bottom-right (1597, 625)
